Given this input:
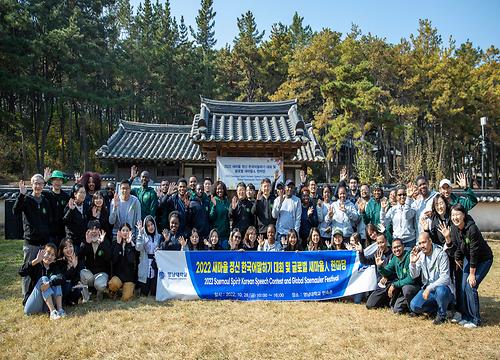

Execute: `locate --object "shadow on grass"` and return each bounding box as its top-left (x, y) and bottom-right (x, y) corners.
top-left (479, 296), bottom-right (500, 326)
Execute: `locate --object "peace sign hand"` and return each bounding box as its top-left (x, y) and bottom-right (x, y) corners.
top-left (257, 234), bottom-right (265, 247)
top-left (43, 167), bottom-right (52, 182)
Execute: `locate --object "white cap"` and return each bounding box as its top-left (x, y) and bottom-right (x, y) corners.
top-left (439, 179), bottom-right (452, 188)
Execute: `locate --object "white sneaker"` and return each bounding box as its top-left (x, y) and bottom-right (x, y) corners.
top-left (463, 322), bottom-right (478, 329)
top-left (50, 309), bottom-right (61, 320)
top-left (451, 312), bottom-right (462, 323)
top-left (458, 319), bottom-right (468, 326)
top-left (81, 286), bottom-right (90, 303)
top-left (58, 309), bottom-right (66, 318)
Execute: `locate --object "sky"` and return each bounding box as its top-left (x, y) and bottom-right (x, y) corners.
top-left (130, 0), bottom-right (499, 50)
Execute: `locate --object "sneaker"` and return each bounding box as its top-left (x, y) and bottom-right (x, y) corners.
top-left (50, 309), bottom-right (61, 320)
top-left (463, 322), bottom-right (478, 329)
top-left (58, 309), bottom-right (66, 318)
top-left (450, 312), bottom-right (462, 323)
top-left (408, 312), bottom-right (418, 318)
top-left (433, 315), bottom-right (446, 325)
top-left (458, 319), bottom-right (468, 326)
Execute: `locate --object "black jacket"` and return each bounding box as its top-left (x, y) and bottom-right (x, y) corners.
top-left (13, 193), bottom-right (52, 246)
top-left (251, 194), bottom-right (276, 234)
top-left (55, 258), bottom-right (85, 286)
top-left (87, 206), bottom-right (112, 242)
top-left (111, 242), bottom-right (136, 283)
top-left (229, 198), bottom-right (255, 235)
top-left (428, 213), bottom-right (450, 246)
top-left (79, 240), bottom-right (112, 275)
top-left (63, 205), bottom-right (88, 247)
top-left (19, 260), bottom-right (64, 305)
top-left (187, 195), bottom-right (211, 239)
top-left (451, 215), bottom-right (493, 268)
top-left (42, 190), bottom-right (70, 239)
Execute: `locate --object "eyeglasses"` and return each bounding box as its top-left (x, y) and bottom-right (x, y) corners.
top-left (234, 235), bottom-right (241, 239)
top-left (397, 193), bottom-right (406, 197)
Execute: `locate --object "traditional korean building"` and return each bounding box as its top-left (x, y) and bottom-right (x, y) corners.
top-left (96, 98), bottom-right (325, 186)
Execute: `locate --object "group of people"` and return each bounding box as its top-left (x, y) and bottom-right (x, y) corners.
top-left (14, 165), bottom-right (493, 328)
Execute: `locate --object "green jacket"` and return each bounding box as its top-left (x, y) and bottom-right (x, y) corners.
top-left (362, 198), bottom-right (381, 226)
top-left (377, 250), bottom-right (415, 288)
top-left (131, 186), bottom-right (158, 219)
top-left (209, 196), bottom-right (230, 240)
top-left (450, 187), bottom-right (478, 212)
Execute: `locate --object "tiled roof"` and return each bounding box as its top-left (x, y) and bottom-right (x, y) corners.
top-left (96, 120), bottom-right (324, 163)
top-left (191, 97), bottom-right (310, 144)
top-left (96, 121), bottom-right (204, 162)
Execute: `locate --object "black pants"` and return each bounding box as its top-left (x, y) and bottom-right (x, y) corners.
top-left (140, 277), bottom-right (157, 296)
top-left (366, 286), bottom-right (390, 309)
top-left (390, 284), bottom-right (420, 313)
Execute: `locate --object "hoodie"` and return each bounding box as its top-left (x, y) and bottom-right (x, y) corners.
top-left (409, 243), bottom-right (453, 294)
top-left (136, 215), bottom-right (162, 283)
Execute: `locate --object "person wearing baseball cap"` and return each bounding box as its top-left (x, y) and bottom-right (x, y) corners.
top-left (438, 173), bottom-right (478, 211)
top-left (42, 168), bottom-right (70, 246)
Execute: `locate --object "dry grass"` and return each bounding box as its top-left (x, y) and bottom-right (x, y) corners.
top-left (0, 239), bottom-right (499, 360)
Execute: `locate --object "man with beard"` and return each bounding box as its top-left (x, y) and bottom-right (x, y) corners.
top-left (376, 238), bottom-right (419, 314)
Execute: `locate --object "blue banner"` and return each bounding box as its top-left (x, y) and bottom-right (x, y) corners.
top-left (156, 250), bottom-right (378, 301)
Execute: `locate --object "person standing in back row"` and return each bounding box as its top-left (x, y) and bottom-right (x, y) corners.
top-left (13, 174), bottom-right (52, 297)
top-left (130, 165), bottom-right (158, 220)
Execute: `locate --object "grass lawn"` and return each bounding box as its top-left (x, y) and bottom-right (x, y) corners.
top-left (0, 239), bottom-right (499, 360)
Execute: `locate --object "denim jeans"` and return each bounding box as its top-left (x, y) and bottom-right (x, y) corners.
top-left (24, 276), bottom-right (62, 315)
top-left (461, 258), bottom-right (493, 326)
top-left (410, 285), bottom-right (454, 318)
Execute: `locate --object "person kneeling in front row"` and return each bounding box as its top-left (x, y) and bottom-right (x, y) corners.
top-left (376, 238), bottom-right (419, 314)
top-left (409, 232), bottom-right (454, 325)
